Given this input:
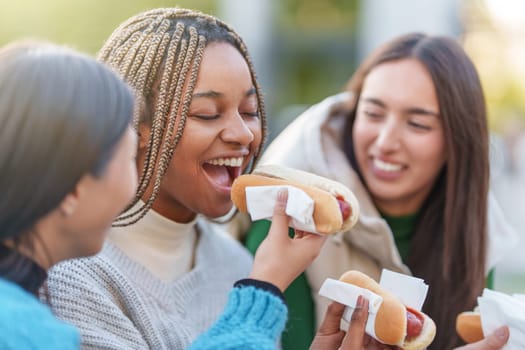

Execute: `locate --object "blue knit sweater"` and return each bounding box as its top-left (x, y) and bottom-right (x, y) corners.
top-left (0, 277), bottom-right (80, 349)
top-left (0, 275), bottom-right (287, 350)
top-left (189, 283), bottom-right (288, 350)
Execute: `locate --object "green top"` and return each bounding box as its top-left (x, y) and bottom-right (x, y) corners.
top-left (244, 216), bottom-right (493, 350)
top-left (381, 212), bottom-right (418, 263)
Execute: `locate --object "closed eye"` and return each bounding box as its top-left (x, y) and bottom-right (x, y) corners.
top-left (364, 110), bottom-right (383, 119)
top-left (408, 121), bottom-right (432, 131)
top-left (242, 111), bottom-right (259, 118)
top-left (190, 114), bottom-right (220, 120)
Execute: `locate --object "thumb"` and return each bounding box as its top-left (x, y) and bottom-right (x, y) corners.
top-left (483, 327), bottom-right (509, 350)
top-left (267, 189), bottom-right (290, 240)
top-left (458, 326), bottom-right (509, 350)
top-left (317, 302), bottom-right (346, 335)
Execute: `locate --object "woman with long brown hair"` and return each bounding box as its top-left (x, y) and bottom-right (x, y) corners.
top-left (246, 33), bottom-right (516, 350)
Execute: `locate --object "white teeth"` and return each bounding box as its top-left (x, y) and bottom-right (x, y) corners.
top-left (373, 158), bottom-right (402, 172)
top-left (206, 157), bottom-right (244, 167)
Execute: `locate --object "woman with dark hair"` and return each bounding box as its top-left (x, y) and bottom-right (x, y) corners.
top-left (0, 40), bottom-right (137, 348)
top-left (246, 33), bottom-right (516, 350)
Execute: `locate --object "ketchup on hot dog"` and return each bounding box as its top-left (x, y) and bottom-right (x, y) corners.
top-left (406, 307), bottom-right (424, 339)
top-left (336, 195), bottom-right (351, 221)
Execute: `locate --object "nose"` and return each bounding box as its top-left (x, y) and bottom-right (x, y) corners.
top-left (375, 119), bottom-right (401, 153)
top-left (220, 113), bottom-right (255, 146)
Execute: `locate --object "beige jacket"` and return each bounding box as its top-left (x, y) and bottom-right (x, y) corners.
top-left (258, 92), bottom-right (518, 327)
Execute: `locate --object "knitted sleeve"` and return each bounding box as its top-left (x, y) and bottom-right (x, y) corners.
top-left (0, 290), bottom-right (80, 350)
top-left (45, 258), bottom-right (156, 350)
top-left (0, 311), bottom-right (80, 350)
top-left (188, 284), bottom-right (288, 350)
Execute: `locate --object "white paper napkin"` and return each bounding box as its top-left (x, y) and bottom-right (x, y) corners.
top-left (478, 289), bottom-right (525, 349)
top-left (245, 185), bottom-right (318, 233)
top-left (379, 269), bottom-right (428, 311)
top-left (319, 278), bottom-right (383, 339)
top-left (318, 269), bottom-right (429, 343)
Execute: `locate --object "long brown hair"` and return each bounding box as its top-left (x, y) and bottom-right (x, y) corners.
top-left (342, 33), bottom-right (488, 350)
top-left (97, 8), bottom-right (267, 226)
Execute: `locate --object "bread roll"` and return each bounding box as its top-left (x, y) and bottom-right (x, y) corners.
top-left (456, 311), bottom-right (484, 343)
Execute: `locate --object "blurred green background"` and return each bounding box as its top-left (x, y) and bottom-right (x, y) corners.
top-left (1, 0), bottom-right (524, 129)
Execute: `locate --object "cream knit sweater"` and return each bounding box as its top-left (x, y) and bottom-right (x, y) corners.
top-left (46, 218), bottom-right (253, 349)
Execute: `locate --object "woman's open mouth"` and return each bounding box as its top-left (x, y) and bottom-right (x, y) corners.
top-left (202, 157), bottom-right (244, 190)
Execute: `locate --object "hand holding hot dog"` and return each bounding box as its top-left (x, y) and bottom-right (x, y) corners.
top-left (336, 271), bottom-right (436, 350)
top-left (248, 189), bottom-right (327, 292)
top-left (454, 327), bottom-right (509, 350)
top-left (455, 310), bottom-right (509, 350)
top-left (311, 297), bottom-right (398, 350)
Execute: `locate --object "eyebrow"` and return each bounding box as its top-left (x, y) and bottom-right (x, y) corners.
top-left (192, 87), bottom-right (257, 99)
top-left (362, 97), bottom-right (439, 117)
top-left (193, 90), bottom-right (222, 99)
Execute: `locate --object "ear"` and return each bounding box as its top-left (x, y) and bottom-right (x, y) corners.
top-left (138, 123), bottom-right (152, 151)
top-left (59, 186), bottom-right (82, 218)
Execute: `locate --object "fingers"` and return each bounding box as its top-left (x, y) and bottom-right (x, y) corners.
top-left (367, 338), bottom-right (397, 350)
top-left (267, 189), bottom-right (290, 242)
top-left (457, 326), bottom-right (509, 350)
top-left (340, 296), bottom-right (369, 349)
top-left (294, 229), bottom-right (305, 239)
top-left (317, 302), bottom-right (346, 335)
top-left (273, 188), bottom-right (288, 216)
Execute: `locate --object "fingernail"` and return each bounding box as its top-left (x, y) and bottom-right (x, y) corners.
top-left (495, 326), bottom-right (508, 339)
top-left (277, 189), bottom-right (287, 200)
top-left (356, 295), bottom-right (364, 308)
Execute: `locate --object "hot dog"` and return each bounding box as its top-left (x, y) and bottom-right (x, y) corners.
top-left (230, 164), bottom-right (359, 234)
top-left (339, 270), bottom-right (436, 350)
top-left (456, 311), bottom-right (484, 343)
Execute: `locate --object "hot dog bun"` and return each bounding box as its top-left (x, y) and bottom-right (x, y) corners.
top-left (339, 270), bottom-right (436, 350)
top-left (230, 164), bottom-right (359, 234)
top-left (456, 311), bottom-right (483, 343)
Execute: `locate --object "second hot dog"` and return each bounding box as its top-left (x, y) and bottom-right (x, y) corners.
top-left (339, 270), bottom-right (436, 350)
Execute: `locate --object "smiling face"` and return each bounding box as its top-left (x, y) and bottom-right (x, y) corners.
top-left (142, 42), bottom-right (262, 222)
top-left (352, 58), bottom-right (446, 216)
top-left (59, 126), bottom-right (138, 258)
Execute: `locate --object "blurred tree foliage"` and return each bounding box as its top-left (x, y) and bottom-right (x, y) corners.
top-left (462, 0), bottom-right (525, 130)
top-left (0, 0), bottom-right (360, 129)
top-left (272, 0), bottom-right (359, 108)
top-left (279, 0), bottom-right (358, 30)
top-left (0, 0), bottom-right (216, 54)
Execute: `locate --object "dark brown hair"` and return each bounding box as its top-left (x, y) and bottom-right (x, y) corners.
top-left (342, 33), bottom-right (488, 349)
top-left (0, 41), bottom-right (134, 286)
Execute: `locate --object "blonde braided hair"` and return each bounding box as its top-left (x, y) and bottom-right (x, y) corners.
top-left (98, 8), bottom-right (267, 226)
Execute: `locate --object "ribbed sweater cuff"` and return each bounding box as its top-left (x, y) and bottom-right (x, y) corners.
top-left (225, 284), bottom-right (288, 340)
top-left (234, 279), bottom-right (285, 304)
top-left (188, 285), bottom-right (288, 349)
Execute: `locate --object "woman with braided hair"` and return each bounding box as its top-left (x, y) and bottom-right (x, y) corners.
top-left (43, 7), bottom-right (330, 350)
top-left (0, 31), bottom-right (328, 350)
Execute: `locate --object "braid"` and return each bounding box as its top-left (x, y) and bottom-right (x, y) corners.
top-left (98, 8), bottom-right (267, 226)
